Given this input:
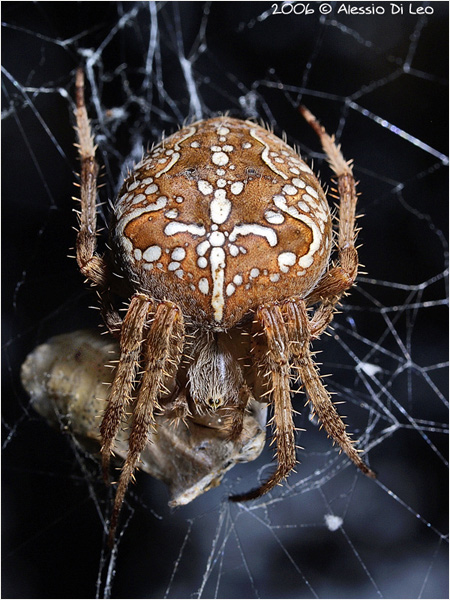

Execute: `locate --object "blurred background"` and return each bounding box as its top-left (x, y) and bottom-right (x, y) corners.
top-left (2, 2), bottom-right (448, 598)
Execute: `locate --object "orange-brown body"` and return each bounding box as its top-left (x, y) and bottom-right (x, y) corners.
top-left (73, 68), bottom-right (373, 544)
top-left (112, 117), bottom-right (332, 329)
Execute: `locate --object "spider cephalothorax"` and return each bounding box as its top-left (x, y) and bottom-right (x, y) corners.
top-left (73, 69), bottom-right (374, 543)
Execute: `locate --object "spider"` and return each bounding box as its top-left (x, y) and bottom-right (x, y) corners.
top-left (73, 68), bottom-right (375, 543)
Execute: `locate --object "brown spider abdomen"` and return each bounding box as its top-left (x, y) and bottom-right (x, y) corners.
top-left (112, 117), bottom-right (332, 329)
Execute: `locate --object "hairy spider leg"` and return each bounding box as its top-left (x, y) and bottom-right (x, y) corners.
top-left (224, 383), bottom-right (254, 441)
top-left (74, 68), bottom-right (123, 337)
top-left (108, 301), bottom-right (184, 545)
top-left (284, 299), bottom-right (375, 478)
top-left (302, 105), bottom-right (360, 334)
top-left (75, 69), bottom-right (187, 544)
top-left (74, 68), bottom-right (108, 288)
top-left (100, 294), bottom-right (154, 481)
top-left (230, 303), bottom-right (297, 501)
top-left (296, 107), bottom-right (375, 476)
top-left (231, 107), bottom-right (375, 502)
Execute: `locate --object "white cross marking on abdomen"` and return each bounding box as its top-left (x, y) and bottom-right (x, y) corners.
top-left (164, 219), bottom-right (278, 323)
top-left (228, 224), bottom-right (278, 247)
top-left (209, 247), bottom-right (226, 321)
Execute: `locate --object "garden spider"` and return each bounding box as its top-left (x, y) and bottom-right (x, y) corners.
top-left (73, 68), bottom-right (375, 543)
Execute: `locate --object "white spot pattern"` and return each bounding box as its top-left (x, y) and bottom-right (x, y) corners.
top-left (278, 251), bottom-right (297, 273)
top-left (116, 117), bottom-right (330, 326)
top-left (198, 180), bottom-right (213, 195)
top-left (264, 210), bottom-right (285, 225)
top-left (250, 128), bottom-right (288, 180)
top-left (212, 151), bottom-right (229, 166)
top-left (210, 247), bottom-right (226, 321)
top-left (230, 181), bottom-right (244, 195)
top-left (210, 190), bottom-right (232, 224)
top-left (171, 247), bottom-right (186, 261)
top-left (198, 277), bottom-right (209, 294)
top-left (143, 246), bottom-right (162, 262)
top-left (226, 283), bottom-right (236, 296)
top-left (229, 224), bottom-right (278, 247)
top-left (164, 222), bottom-right (206, 237)
top-left (145, 183), bottom-right (159, 194)
top-left (272, 195), bottom-right (323, 268)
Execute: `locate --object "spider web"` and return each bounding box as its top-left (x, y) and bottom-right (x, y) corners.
top-left (2, 2), bottom-right (448, 598)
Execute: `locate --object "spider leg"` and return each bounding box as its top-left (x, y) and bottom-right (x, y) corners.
top-left (230, 303), bottom-right (296, 501)
top-left (108, 301), bottom-right (184, 544)
top-left (281, 108), bottom-right (374, 477)
top-left (224, 382), bottom-right (254, 441)
top-left (99, 289), bottom-right (123, 338)
top-left (284, 298), bottom-right (375, 478)
top-left (100, 294), bottom-right (154, 481)
top-left (300, 106), bottom-right (360, 338)
top-left (74, 68), bottom-right (108, 289)
top-left (75, 68), bottom-right (125, 341)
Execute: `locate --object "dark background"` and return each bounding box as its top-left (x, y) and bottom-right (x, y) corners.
top-left (2, 2), bottom-right (448, 598)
